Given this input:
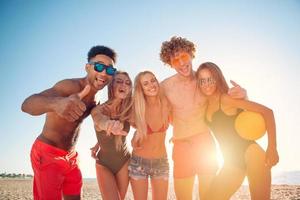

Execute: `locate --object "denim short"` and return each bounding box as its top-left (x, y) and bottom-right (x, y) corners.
top-left (128, 154), bottom-right (169, 180)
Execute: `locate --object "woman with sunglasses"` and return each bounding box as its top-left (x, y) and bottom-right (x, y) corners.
top-left (90, 71), bottom-right (133, 200)
top-left (128, 71), bottom-right (171, 200)
top-left (196, 62), bottom-right (279, 200)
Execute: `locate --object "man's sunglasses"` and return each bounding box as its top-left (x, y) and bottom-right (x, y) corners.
top-left (171, 53), bottom-right (190, 67)
top-left (89, 62), bottom-right (117, 76)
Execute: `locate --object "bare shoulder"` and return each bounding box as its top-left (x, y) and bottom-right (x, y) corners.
top-left (51, 78), bottom-right (84, 97)
top-left (221, 94), bottom-right (235, 104)
top-left (161, 74), bottom-right (177, 90)
top-left (162, 96), bottom-right (172, 113)
top-left (54, 78), bottom-right (82, 91)
top-left (128, 110), bottom-right (136, 127)
top-left (221, 94), bottom-right (232, 101)
top-left (221, 93), bottom-right (245, 110)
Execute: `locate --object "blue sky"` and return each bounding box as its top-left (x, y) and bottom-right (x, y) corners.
top-left (0, 1), bottom-right (299, 178)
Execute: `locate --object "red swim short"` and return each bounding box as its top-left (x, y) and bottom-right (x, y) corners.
top-left (172, 132), bottom-right (218, 178)
top-left (30, 139), bottom-right (82, 199)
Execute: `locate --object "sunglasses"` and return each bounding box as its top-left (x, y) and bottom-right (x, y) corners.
top-left (199, 77), bottom-right (216, 87)
top-left (89, 62), bottom-right (117, 76)
top-left (171, 53), bottom-right (191, 67)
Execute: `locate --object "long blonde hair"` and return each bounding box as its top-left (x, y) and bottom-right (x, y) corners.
top-left (105, 71), bottom-right (133, 150)
top-left (133, 71), bottom-right (169, 143)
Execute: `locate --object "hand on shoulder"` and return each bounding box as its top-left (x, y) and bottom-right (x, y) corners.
top-left (227, 80), bottom-right (247, 99)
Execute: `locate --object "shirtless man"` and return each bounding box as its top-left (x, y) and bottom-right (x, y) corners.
top-left (21, 46), bottom-right (117, 200)
top-left (159, 36), bottom-right (246, 200)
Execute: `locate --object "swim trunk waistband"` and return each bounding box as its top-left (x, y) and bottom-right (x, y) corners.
top-left (34, 138), bottom-right (77, 160)
top-left (171, 131), bottom-right (210, 144)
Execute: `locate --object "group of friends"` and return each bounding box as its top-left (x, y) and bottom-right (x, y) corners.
top-left (22, 36), bottom-right (279, 200)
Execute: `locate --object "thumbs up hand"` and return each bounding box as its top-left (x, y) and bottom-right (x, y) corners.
top-left (228, 80), bottom-right (247, 99)
top-left (76, 84), bottom-right (91, 100)
top-left (55, 85), bottom-right (91, 122)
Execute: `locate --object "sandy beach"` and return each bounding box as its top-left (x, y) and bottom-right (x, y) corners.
top-left (0, 179), bottom-right (299, 200)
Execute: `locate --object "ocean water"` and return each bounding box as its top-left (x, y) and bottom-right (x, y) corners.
top-left (273, 171), bottom-right (300, 185)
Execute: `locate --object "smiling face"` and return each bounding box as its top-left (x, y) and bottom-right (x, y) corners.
top-left (112, 73), bottom-right (132, 99)
top-left (170, 51), bottom-right (193, 77)
top-left (198, 68), bottom-right (217, 96)
top-left (140, 73), bottom-right (159, 97)
top-left (86, 54), bottom-right (114, 90)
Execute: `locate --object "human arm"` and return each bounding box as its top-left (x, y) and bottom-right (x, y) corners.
top-left (228, 80), bottom-right (247, 99)
top-left (90, 142), bottom-right (100, 160)
top-left (165, 96), bottom-right (173, 125)
top-left (131, 130), bottom-right (143, 150)
top-left (160, 81), bottom-right (174, 125)
top-left (222, 95), bottom-right (279, 167)
top-left (91, 105), bottom-right (127, 136)
top-left (21, 79), bottom-right (90, 122)
top-left (128, 106), bottom-right (136, 128)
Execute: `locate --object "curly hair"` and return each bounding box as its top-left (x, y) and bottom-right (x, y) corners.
top-left (160, 36), bottom-right (196, 66)
top-left (87, 45), bottom-right (117, 63)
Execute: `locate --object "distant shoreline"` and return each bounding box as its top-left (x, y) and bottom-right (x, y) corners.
top-left (1, 178), bottom-right (299, 186)
top-left (1, 170), bottom-right (300, 184)
top-left (0, 173), bottom-right (33, 179)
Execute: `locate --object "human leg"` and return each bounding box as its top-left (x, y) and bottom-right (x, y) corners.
top-left (172, 142), bottom-right (195, 200)
top-left (115, 161), bottom-right (130, 200)
top-left (150, 156), bottom-right (169, 200)
top-left (192, 133), bottom-right (218, 199)
top-left (171, 133), bottom-right (218, 200)
top-left (31, 158), bottom-right (64, 200)
top-left (245, 144), bottom-right (271, 200)
top-left (203, 165), bottom-right (245, 200)
top-left (151, 178), bottom-right (168, 200)
top-left (130, 178), bottom-right (148, 200)
top-left (197, 174), bottom-right (215, 200)
top-left (174, 176), bottom-right (195, 200)
top-left (128, 155), bottom-right (149, 200)
top-left (63, 164), bottom-right (82, 200)
top-left (31, 139), bottom-right (77, 200)
top-left (95, 163), bottom-right (120, 200)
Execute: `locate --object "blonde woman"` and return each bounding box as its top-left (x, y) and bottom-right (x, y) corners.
top-left (91, 71), bottom-right (133, 200)
top-left (129, 71), bottom-right (171, 200)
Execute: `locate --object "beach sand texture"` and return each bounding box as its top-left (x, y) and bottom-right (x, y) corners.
top-left (0, 179), bottom-right (299, 200)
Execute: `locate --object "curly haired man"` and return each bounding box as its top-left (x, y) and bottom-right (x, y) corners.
top-left (160, 36), bottom-right (246, 200)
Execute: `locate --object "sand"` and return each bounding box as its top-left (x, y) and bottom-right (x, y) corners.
top-left (0, 179), bottom-right (299, 200)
